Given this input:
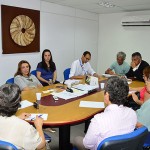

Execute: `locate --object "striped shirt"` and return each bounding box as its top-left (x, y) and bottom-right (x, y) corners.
top-left (83, 104), bottom-right (137, 150)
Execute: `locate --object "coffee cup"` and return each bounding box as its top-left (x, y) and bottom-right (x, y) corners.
top-left (36, 93), bottom-right (41, 101)
top-left (100, 83), bottom-right (105, 89)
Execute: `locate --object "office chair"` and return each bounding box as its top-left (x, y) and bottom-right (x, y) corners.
top-left (63, 68), bottom-right (71, 80)
top-left (97, 126), bottom-right (148, 150)
top-left (143, 132), bottom-right (150, 149)
top-left (44, 132), bottom-right (51, 143)
top-left (30, 70), bottom-right (37, 76)
top-left (0, 140), bottom-right (18, 150)
top-left (0, 134), bottom-right (51, 150)
top-left (6, 78), bottom-right (14, 84)
top-left (72, 147), bottom-right (78, 150)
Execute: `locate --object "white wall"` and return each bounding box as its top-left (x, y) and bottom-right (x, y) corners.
top-left (0, 0), bottom-right (41, 85)
top-left (98, 11), bottom-right (150, 74)
top-left (0, 0), bottom-right (99, 85)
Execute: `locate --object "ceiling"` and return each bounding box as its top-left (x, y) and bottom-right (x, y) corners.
top-left (42, 0), bottom-right (150, 14)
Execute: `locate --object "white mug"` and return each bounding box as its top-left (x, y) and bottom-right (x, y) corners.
top-left (36, 93), bottom-right (41, 101)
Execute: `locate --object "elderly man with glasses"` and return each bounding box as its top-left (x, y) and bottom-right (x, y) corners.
top-left (126, 52), bottom-right (149, 82)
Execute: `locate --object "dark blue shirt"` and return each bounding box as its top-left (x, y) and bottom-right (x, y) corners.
top-left (36, 62), bottom-right (56, 83)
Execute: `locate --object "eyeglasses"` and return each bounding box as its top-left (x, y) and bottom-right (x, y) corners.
top-left (84, 57), bottom-right (90, 61)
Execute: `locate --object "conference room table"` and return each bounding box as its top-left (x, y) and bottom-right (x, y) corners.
top-left (16, 77), bottom-right (145, 150)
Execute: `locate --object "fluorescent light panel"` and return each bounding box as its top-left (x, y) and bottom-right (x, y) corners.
top-left (99, 1), bottom-right (115, 8)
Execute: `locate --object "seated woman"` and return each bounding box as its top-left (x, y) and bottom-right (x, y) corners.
top-left (130, 66), bottom-right (150, 106)
top-left (136, 80), bottom-right (150, 131)
top-left (36, 49), bottom-right (59, 86)
top-left (14, 60), bottom-right (42, 91)
top-left (0, 84), bottom-right (46, 149)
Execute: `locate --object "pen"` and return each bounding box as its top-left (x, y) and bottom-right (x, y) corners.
top-left (31, 114), bottom-right (43, 121)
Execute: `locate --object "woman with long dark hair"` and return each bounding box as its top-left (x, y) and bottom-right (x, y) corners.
top-left (37, 49), bottom-right (59, 86)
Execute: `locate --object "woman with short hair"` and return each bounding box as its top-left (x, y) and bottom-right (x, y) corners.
top-left (130, 66), bottom-right (150, 106)
top-left (0, 84), bottom-right (46, 150)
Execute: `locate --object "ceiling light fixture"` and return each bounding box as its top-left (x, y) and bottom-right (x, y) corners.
top-left (98, 1), bottom-right (115, 8)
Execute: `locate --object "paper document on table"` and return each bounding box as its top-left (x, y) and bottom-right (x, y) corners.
top-left (25, 113), bottom-right (48, 121)
top-left (102, 74), bottom-right (115, 78)
top-left (64, 79), bottom-right (80, 85)
top-left (129, 90), bottom-right (137, 94)
top-left (79, 101), bottom-right (105, 108)
top-left (42, 89), bottom-right (55, 93)
top-left (19, 100), bottom-right (33, 109)
top-left (52, 91), bottom-right (77, 100)
top-left (72, 84), bottom-right (97, 91)
top-left (72, 88), bottom-right (88, 96)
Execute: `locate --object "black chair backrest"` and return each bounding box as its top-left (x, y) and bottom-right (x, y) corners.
top-left (97, 126), bottom-right (149, 150)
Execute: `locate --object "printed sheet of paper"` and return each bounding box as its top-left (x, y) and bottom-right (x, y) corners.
top-left (64, 79), bottom-right (80, 85)
top-left (128, 90), bottom-right (137, 94)
top-left (79, 101), bottom-right (105, 108)
top-left (25, 113), bottom-right (48, 121)
top-left (102, 74), bottom-right (115, 78)
top-left (52, 91), bottom-right (77, 100)
top-left (72, 84), bottom-right (97, 91)
top-left (19, 100), bottom-right (33, 109)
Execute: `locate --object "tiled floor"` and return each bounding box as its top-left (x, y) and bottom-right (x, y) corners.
top-left (44, 123), bottom-right (85, 150)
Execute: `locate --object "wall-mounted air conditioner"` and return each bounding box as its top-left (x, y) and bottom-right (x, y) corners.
top-left (121, 15), bottom-right (150, 26)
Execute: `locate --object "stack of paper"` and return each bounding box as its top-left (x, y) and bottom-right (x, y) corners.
top-left (64, 79), bottom-right (80, 85)
top-left (102, 74), bottom-right (115, 78)
top-left (52, 91), bottom-right (77, 100)
top-left (72, 88), bottom-right (88, 96)
top-left (72, 84), bottom-right (97, 91)
top-left (52, 88), bottom-right (88, 100)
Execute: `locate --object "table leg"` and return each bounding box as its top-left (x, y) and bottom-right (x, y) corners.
top-left (59, 125), bottom-right (73, 150)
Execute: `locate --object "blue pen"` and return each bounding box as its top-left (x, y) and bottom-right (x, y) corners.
top-left (31, 114), bottom-right (43, 121)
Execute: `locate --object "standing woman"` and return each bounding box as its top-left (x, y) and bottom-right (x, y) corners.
top-left (37, 49), bottom-right (59, 86)
top-left (14, 60), bottom-right (42, 91)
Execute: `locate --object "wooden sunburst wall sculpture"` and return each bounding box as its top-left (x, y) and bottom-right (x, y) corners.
top-left (1, 5), bottom-right (40, 54)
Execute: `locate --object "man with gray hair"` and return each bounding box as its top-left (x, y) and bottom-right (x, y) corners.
top-left (126, 52), bottom-right (149, 82)
top-left (0, 84), bottom-right (46, 149)
top-left (105, 51), bottom-right (130, 75)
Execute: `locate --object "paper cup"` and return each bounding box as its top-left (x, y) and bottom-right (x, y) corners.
top-left (36, 93), bottom-right (41, 101)
top-left (127, 79), bottom-right (132, 84)
top-left (100, 83), bottom-right (105, 89)
top-left (49, 79), bottom-right (53, 84)
top-left (67, 83), bottom-right (72, 89)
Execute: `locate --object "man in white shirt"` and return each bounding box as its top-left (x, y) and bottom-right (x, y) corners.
top-left (69, 51), bottom-right (99, 79)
